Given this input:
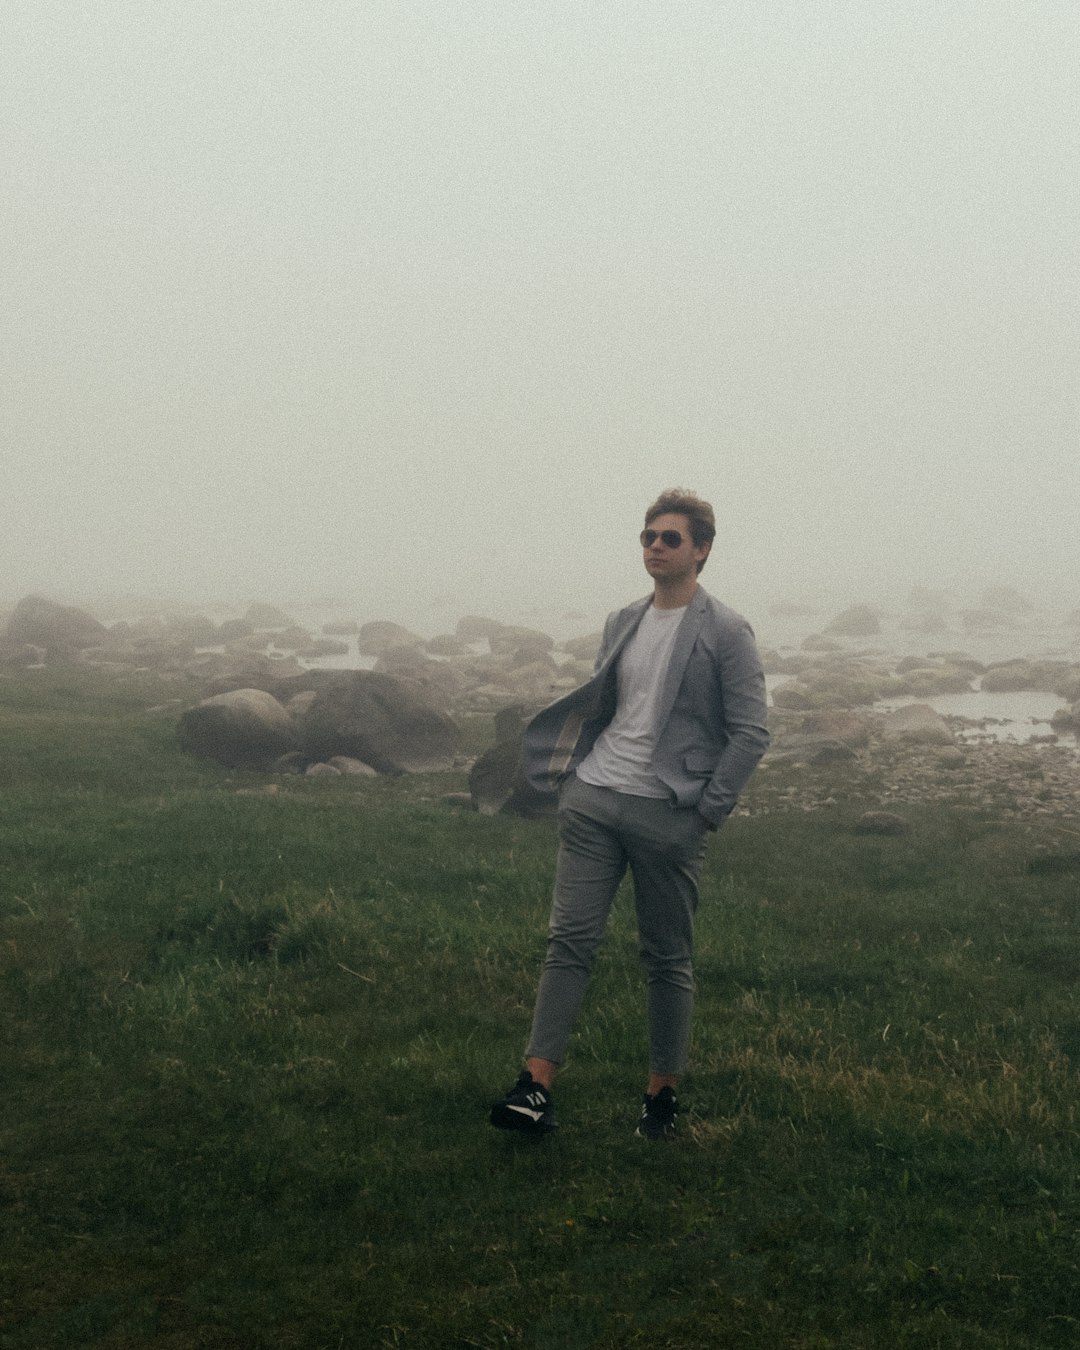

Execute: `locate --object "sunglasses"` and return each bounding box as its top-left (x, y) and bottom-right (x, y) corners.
top-left (640, 528), bottom-right (686, 549)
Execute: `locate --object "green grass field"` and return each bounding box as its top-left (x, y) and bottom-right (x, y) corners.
top-left (2, 669), bottom-right (1079, 1348)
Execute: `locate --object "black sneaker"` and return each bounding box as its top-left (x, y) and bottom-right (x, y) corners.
top-left (635, 1086), bottom-right (678, 1140)
top-left (489, 1070), bottom-right (557, 1134)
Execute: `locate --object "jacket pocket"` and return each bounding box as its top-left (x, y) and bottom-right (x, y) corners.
top-left (683, 751), bottom-right (715, 777)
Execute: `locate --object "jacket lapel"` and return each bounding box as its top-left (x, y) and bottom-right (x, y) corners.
top-left (598, 596), bottom-right (651, 675)
top-left (653, 587), bottom-right (707, 733)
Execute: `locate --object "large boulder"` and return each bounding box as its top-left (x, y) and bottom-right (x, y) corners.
top-left (455, 615), bottom-right (506, 643)
top-left (1054, 668), bottom-right (1080, 703)
top-left (356, 621), bottom-right (424, 656)
top-left (980, 659), bottom-right (1071, 693)
top-left (879, 703), bottom-right (954, 745)
top-left (297, 670), bottom-right (460, 773)
top-left (771, 659), bottom-right (896, 710)
top-left (372, 644), bottom-right (469, 710)
top-left (4, 595), bottom-right (106, 657)
top-left (893, 662), bottom-right (974, 696)
top-left (425, 633), bottom-right (470, 657)
top-left (177, 689), bottom-right (298, 768)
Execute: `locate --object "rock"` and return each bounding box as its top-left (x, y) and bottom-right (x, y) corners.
top-left (855, 811), bottom-right (911, 836)
top-left (284, 690), bottom-right (318, 721)
top-left (560, 633), bottom-right (602, 662)
top-left (799, 710), bottom-right (873, 746)
top-left (981, 659), bottom-right (1071, 693)
top-left (297, 638), bottom-right (350, 659)
top-left (216, 618), bottom-right (256, 642)
top-left (1050, 703), bottom-right (1079, 733)
top-left (894, 663), bottom-right (974, 696)
top-left (771, 661), bottom-right (893, 710)
top-left (275, 627), bottom-right (314, 651)
top-left (372, 645), bottom-right (467, 709)
top-left (935, 747), bottom-right (967, 769)
top-left (801, 635), bottom-right (844, 653)
top-left (488, 625), bottom-right (555, 658)
top-left (809, 741), bottom-right (860, 764)
top-left (494, 669), bottom-right (553, 708)
top-left (879, 703), bottom-right (954, 745)
top-left (228, 631), bottom-right (275, 652)
top-left (1054, 669), bottom-right (1080, 703)
top-left (425, 634), bottom-right (470, 657)
top-left (244, 603), bottom-right (295, 629)
top-left (823, 605), bottom-right (881, 637)
top-left (271, 751), bottom-right (307, 774)
top-left (4, 594), bottom-right (107, 657)
top-left (164, 612), bottom-right (217, 645)
top-left (328, 756), bottom-right (377, 776)
top-left (305, 762), bottom-right (342, 777)
top-left (769, 708), bottom-right (872, 762)
top-left (298, 670), bottom-right (461, 773)
top-left (925, 652), bottom-right (985, 673)
top-left (455, 615), bottom-right (506, 642)
top-left (177, 689), bottom-right (298, 769)
top-left (0, 642), bottom-right (47, 668)
top-left (187, 650), bottom-right (305, 687)
top-left (356, 621), bottom-right (424, 656)
top-left (469, 708), bottom-right (554, 817)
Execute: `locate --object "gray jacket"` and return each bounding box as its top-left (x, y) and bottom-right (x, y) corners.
top-left (523, 586), bottom-right (769, 828)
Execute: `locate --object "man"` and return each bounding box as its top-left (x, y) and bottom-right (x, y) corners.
top-left (489, 488), bottom-right (769, 1140)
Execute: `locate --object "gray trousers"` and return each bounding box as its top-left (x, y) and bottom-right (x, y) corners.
top-left (525, 775), bottom-right (709, 1076)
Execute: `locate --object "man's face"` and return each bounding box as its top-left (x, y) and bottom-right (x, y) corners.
top-left (641, 512), bottom-right (710, 583)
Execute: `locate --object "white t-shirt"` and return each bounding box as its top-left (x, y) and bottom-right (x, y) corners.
top-left (576, 602), bottom-right (686, 797)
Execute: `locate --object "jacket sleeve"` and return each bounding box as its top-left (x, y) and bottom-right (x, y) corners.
top-left (697, 619), bottom-right (770, 828)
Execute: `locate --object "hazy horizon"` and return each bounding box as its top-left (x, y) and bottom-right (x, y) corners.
top-left (4, 2), bottom-right (1078, 627)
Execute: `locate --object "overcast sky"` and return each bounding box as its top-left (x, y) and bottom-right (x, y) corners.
top-left (3, 1), bottom-right (1078, 629)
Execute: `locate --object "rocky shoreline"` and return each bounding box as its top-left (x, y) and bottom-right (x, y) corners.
top-left (742, 718), bottom-right (1080, 831)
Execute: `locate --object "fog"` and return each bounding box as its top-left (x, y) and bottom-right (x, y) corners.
top-left (3, 2), bottom-right (1078, 635)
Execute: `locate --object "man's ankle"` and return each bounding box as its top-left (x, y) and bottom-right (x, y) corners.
top-left (525, 1057), bottom-right (557, 1090)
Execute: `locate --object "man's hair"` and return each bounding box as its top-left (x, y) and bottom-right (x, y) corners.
top-left (644, 488), bottom-right (715, 573)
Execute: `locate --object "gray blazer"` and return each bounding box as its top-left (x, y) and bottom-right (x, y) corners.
top-left (523, 586), bottom-right (769, 828)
